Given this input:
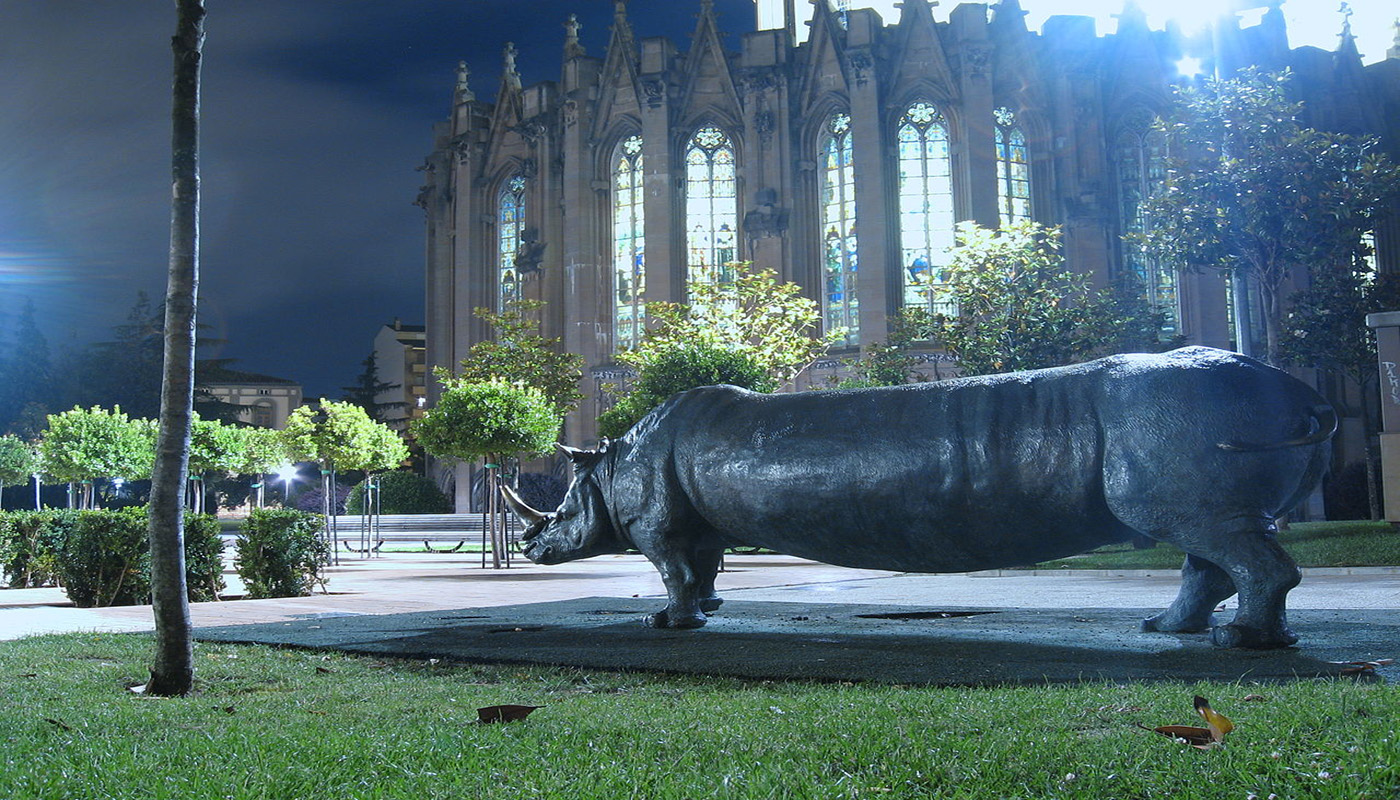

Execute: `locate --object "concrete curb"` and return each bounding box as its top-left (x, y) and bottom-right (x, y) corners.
top-left (966, 566), bottom-right (1400, 578)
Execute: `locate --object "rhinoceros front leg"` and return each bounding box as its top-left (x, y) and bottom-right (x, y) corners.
top-left (1141, 554), bottom-right (1236, 634)
top-left (639, 545), bottom-right (713, 629)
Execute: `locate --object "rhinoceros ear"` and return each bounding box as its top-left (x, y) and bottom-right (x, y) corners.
top-left (557, 443), bottom-right (604, 467)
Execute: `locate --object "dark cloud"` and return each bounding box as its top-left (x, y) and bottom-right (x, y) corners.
top-left (0, 0), bottom-right (753, 397)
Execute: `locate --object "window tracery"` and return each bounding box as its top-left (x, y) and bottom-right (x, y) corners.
top-left (896, 102), bottom-right (956, 314)
top-left (685, 126), bottom-right (739, 290)
top-left (612, 135), bottom-right (645, 351)
top-left (821, 113), bottom-right (859, 345)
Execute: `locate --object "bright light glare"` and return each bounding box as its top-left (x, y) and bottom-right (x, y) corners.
top-left (276, 464), bottom-right (298, 483)
top-left (1176, 56), bottom-right (1205, 78)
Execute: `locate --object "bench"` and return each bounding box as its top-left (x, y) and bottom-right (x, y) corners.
top-left (328, 513), bottom-right (522, 555)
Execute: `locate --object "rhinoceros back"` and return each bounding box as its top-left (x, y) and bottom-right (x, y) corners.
top-left (618, 347), bottom-right (1330, 573)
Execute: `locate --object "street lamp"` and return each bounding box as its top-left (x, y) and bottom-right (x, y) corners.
top-left (276, 463), bottom-right (298, 507)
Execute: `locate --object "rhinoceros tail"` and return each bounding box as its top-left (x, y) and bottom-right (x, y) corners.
top-left (1217, 403), bottom-right (1338, 452)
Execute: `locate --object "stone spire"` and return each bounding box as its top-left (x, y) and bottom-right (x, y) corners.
top-left (1390, 18), bottom-right (1400, 60)
top-left (454, 61), bottom-right (475, 105)
top-left (563, 14), bottom-right (586, 60)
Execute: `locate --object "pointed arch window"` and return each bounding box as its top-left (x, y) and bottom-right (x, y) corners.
top-left (497, 174), bottom-right (527, 311)
top-left (684, 126), bottom-right (739, 291)
top-left (612, 135), bottom-right (646, 351)
top-left (821, 113), bottom-right (859, 345)
top-left (1113, 109), bottom-right (1179, 336)
top-left (896, 102), bottom-right (956, 314)
top-left (994, 107), bottom-right (1031, 227)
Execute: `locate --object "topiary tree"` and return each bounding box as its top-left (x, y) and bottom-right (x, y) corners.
top-left (229, 425), bottom-right (290, 509)
top-left (186, 413), bottom-right (245, 512)
top-left (282, 400), bottom-right (408, 558)
top-left (412, 377), bottom-right (558, 568)
top-left (38, 406), bottom-right (154, 509)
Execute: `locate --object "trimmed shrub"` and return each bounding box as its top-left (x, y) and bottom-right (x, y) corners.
top-left (345, 470), bottom-right (452, 515)
top-left (182, 512), bottom-right (226, 603)
top-left (58, 508), bottom-right (150, 607)
top-left (235, 509), bottom-right (327, 599)
top-left (0, 510), bottom-right (74, 588)
top-left (598, 343), bottom-right (775, 439)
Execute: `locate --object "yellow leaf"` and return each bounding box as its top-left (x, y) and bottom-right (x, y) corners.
top-left (1194, 695), bottom-right (1234, 740)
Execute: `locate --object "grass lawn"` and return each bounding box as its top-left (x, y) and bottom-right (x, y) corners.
top-left (1032, 522), bottom-right (1400, 571)
top-left (0, 633), bottom-right (1396, 799)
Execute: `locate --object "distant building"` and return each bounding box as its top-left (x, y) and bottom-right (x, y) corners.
top-left (373, 319), bottom-right (428, 431)
top-left (421, 0), bottom-right (1399, 439)
top-left (199, 365), bottom-right (303, 429)
top-left (420, 0), bottom-right (1400, 509)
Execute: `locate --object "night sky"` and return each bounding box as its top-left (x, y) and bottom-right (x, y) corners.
top-left (0, 0), bottom-right (1388, 400)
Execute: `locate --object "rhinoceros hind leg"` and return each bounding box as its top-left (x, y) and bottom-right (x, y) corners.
top-left (1156, 522), bottom-right (1300, 649)
top-left (1141, 554), bottom-right (1236, 634)
top-left (696, 548), bottom-right (724, 614)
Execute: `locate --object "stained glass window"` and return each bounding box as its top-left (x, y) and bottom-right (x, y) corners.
top-left (685, 126), bottom-right (739, 291)
top-left (1114, 110), bottom-right (1179, 336)
top-left (612, 135), bottom-right (645, 351)
top-left (994, 107), bottom-right (1031, 227)
top-left (897, 102), bottom-right (956, 314)
top-left (821, 113), bottom-right (858, 345)
top-left (497, 174), bottom-right (527, 311)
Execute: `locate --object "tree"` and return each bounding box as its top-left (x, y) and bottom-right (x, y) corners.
top-left (840, 307), bottom-right (934, 388)
top-left (1280, 261), bottom-right (1400, 519)
top-left (0, 434), bottom-right (36, 509)
top-left (186, 413), bottom-right (245, 512)
top-left (634, 262), bottom-right (838, 388)
top-left (230, 425), bottom-right (291, 508)
top-left (340, 351), bottom-right (403, 423)
top-left (38, 406), bottom-right (153, 509)
top-left (597, 343), bottom-right (774, 439)
top-left (412, 377), bottom-right (558, 568)
top-left (1138, 68), bottom-right (1400, 365)
top-left (145, 0), bottom-right (205, 696)
top-left (455, 299), bottom-right (584, 419)
top-left (930, 222), bottom-right (1169, 376)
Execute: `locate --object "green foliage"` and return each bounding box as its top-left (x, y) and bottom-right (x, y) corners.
top-left (0, 434), bottom-right (36, 487)
top-left (1282, 265), bottom-right (1400, 391)
top-left (283, 400), bottom-right (408, 472)
top-left (632, 262), bottom-right (837, 387)
top-left (230, 425), bottom-right (289, 476)
top-left (598, 343), bottom-right (774, 439)
top-left (188, 413), bottom-right (246, 475)
top-left (181, 512), bottom-right (226, 603)
top-left (453, 299), bottom-right (584, 418)
top-left (0, 510), bottom-right (71, 588)
top-left (413, 378), bottom-right (559, 462)
top-left (345, 470), bottom-right (451, 515)
top-left (840, 308), bottom-right (934, 388)
top-left (38, 406), bottom-right (154, 483)
top-left (234, 509), bottom-right (328, 599)
top-left (57, 508), bottom-right (149, 607)
top-left (930, 222), bottom-right (1161, 376)
top-left (1137, 68), bottom-right (1400, 363)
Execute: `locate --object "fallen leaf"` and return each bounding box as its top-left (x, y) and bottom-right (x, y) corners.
top-left (477, 704), bottom-right (541, 724)
top-left (315, 666), bottom-right (334, 674)
top-left (1330, 658), bottom-right (1394, 675)
top-left (44, 718), bottom-right (72, 731)
top-left (1195, 695), bottom-right (1234, 740)
top-left (1242, 694), bottom-right (1268, 702)
top-left (1145, 696), bottom-right (1233, 750)
top-left (128, 684), bottom-right (148, 695)
top-left (222, 706), bottom-right (236, 715)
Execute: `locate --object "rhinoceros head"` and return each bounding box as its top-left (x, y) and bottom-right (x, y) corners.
top-left (502, 444), bottom-right (624, 565)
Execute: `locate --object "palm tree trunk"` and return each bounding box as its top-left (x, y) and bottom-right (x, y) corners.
top-left (145, 0), bottom-right (205, 697)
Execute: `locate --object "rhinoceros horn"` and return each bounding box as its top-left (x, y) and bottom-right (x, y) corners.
top-left (500, 484), bottom-right (547, 526)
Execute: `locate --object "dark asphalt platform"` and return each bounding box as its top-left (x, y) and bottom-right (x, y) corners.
top-left (195, 598), bottom-right (1400, 686)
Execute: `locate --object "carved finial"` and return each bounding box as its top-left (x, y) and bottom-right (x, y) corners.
top-left (1339, 2), bottom-right (1354, 43)
top-left (1391, 18), bottom-right (1400, 60)
top-left (454, 61), bottom-right (475, 104)
top-left (563, 14), bottom-right (586, 59)
top-left (614, 0), bottom-right (627, 21)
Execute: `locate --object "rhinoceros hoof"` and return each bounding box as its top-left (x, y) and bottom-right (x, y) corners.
top-left (1210, 623), bottom-right (1298, 649)
top-left (699, 596), bottom-right (724, 613)
top-left (644, 610), bottom-right (708, 629)
top-left (1140, 614), bottom-right (1210, 634)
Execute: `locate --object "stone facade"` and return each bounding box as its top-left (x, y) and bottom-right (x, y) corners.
top-left (420, 0), bottom-right (1400, 503)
